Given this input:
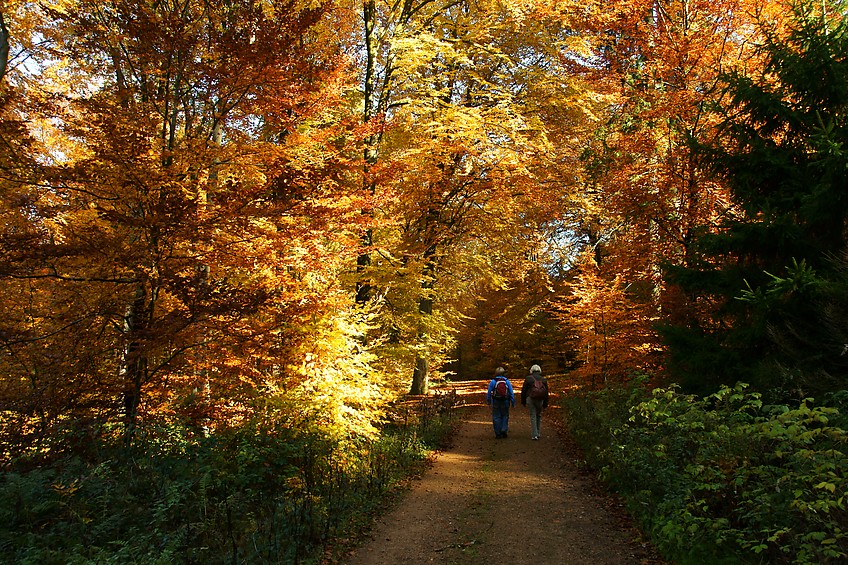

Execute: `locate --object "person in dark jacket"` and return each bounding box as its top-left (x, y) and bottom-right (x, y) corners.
top-left (486, 367), bottom-right (515, 438)
top-left (521, 364), bottom-right (549, 440)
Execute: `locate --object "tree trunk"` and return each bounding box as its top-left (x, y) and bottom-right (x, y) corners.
top-left (0, 11), bottom-right (10, 83)
top-left (410, 294), bottom-right (432, 394)
top-left (409, 246), bottom-right (435, 395)
top-left (121, 284), bottom-right (150, 446)
top-left (410, 356), bottom-right (429, 395)
top-left (357, 0), bottom-right (377, 304)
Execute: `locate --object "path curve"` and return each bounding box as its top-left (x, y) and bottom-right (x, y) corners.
top-left (345, 379), bottom-right (662, 565)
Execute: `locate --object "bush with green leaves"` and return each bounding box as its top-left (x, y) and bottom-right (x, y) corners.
top-left (0, 399), bottom-right (460, 564)
top-left (564, 383), bottom-right (847, 564)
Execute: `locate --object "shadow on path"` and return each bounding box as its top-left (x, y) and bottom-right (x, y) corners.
top-left (346, 379), bottom-right (661, 565)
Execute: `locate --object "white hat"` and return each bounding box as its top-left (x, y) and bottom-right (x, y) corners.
top-left (530, 364), bottom-right (541, 373)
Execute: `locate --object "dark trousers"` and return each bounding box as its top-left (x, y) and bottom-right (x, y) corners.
top-left (491, 399), bottom-right (510, 436)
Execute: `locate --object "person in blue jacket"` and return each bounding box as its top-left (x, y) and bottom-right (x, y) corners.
top-left (486, 367), bottom-right (515, 438)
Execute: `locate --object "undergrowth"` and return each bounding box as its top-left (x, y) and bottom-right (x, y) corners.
top-left (0, 395), bottom-right (461, 564)
top-left (563, 381), bottom-right (848, 564)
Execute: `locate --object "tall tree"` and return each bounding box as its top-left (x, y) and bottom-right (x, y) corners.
top-left (355, 0), bottom-right (444, 305)
top-left (663, 0), bottom-right (848, 396)
top-left (552, 0), bottom-right (779, 384)
top-left (0, 0), bottom-right (360, 449)
top-left (0, 10), bottom-right (8, 83)
top-left (366, 0), bottom-right (588, 393)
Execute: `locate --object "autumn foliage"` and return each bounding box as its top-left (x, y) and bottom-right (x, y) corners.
top-left (0, 0), bottom-right (369, 455)
top-left (1, 0), bottom-right (847, 561)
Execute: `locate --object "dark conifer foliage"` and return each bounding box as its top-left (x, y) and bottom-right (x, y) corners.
top-left (663, 0), bottom-right (848, 397)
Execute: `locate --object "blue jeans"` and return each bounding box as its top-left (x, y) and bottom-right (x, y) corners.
top-left (491, 399), bottom-right (510, 436)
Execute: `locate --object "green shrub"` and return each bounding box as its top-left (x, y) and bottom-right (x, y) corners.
top-left (0, 401), bottom-right (459, 564)
top-left (564, 383), bottom-right (848, 564)
top-left (561, 376), bottom-right (653, 469)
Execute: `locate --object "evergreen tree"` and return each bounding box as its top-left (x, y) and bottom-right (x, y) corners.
top-left (663, 0), bottom-right (848, 397)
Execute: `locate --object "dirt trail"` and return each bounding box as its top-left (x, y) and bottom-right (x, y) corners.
top-left (345, 379), bottom-right (663, 565)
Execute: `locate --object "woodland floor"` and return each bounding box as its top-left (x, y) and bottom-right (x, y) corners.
top-left (339, 379), bottom-right (668, 565)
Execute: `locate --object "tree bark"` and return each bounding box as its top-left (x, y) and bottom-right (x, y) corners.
top-left (357, 0), bottom-right (381, 305)
top-left (121, 284), bottom-right (151, 446)
top-left (0, 11), bottom-right (10, 83)
top-left (409, 246), bottom-right (436, 395)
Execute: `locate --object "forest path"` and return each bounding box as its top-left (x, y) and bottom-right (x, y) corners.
top-left (344, 379), bottom-right (664, 565)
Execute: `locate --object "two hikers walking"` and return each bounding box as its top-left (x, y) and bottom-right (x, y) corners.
top-left (486, 365), bottom-right (549, 440)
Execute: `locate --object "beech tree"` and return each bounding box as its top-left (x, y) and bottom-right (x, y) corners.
top-left (552, 0), bottom-right (780, 383)
top-left (0, 0), bottom-right (364, 450)
top-left (0, 11), bottom-right (8, 83)
top-left (4, 0), bottom-right (824, 457)
top-left (352, 0), bottom-right (598, 391)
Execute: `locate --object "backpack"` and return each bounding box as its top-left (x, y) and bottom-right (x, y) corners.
top-left (493, 377), bottom-right (508, 399)
top-left (529, 376), bottom-right (546, 400)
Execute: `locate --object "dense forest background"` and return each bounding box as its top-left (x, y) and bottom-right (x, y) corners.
top-left (0, 0), bottom-right (846, 562)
